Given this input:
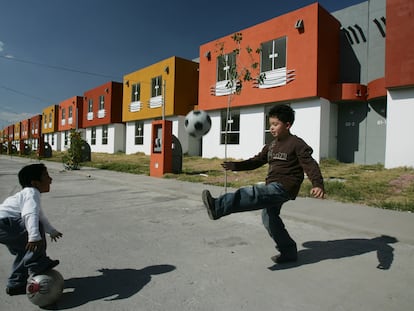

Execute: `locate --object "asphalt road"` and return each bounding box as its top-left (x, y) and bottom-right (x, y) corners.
top-left (1, 155), bottom-right (413, 311)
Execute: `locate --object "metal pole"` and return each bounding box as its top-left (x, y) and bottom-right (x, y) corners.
top-left (162, 80), bottom-right (166, 120)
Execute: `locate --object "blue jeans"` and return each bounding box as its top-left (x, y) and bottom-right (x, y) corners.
top-left (0, 218), bottom-right (53, 288)
top-left (214, 182), bottom-right (297, 252)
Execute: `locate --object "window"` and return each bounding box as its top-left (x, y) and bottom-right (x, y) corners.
top-left (261, 37), bottom-right (286, 72)
top-left (88, 99), bottom-right (93, 113)
top-left (217, 52), bottom-right (236, 82)
top-left (220, 109), bottom-right (240, 144)
top-left (131, 83), bottom-right (141, 102)
top-left (102, 125), bottom-right (108, 145)
top-left (213, 51), bottom-right (237, 96)
top-left (134, 121), bottom-right (144, 145)
top-left (91, 127), bottom-right (96, 145)
top-left (99, 95), bottom-right (105, 110)
top-left (151, 76), bottom-right (162, 97)
top-left (259, 37), bottom-right (289, 88)
top-left (68, 106), bottom-right (73, 118)
top-left (64, 130), bottom-right (68, 146)
top-left (61, 108), bottom-right (66, 120)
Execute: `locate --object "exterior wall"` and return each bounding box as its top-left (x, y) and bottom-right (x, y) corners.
top-left (125, 120), bottom-right (152, 155)
top-left (199, 4), bottom-right (340, 112)
top-left (85, 123), bottom-right (125, 154)
top-left (42, 105), bottom-right (58, 134)
top-left (28, 115), bottom-right (42, 150)
top-left (201, 99), bottom-right (333, 162)
top-left (383, 0), bottom-right (414, 168)
top-left (202, 106), bottom-right (266, 160)
top-left (83, 81), bottom-right (123, 127)
top-left (82, 81), bottom-right (125, 153)
top-left (43, 132), bottom-right (60, 151)
top-left (123, 56), bottom-right (198, 155)
top-left (125, 116), bottom-right (193, 156)
top-left (20, 119), bottom-right (30, 141)
top-left (385, 0), bottom-right (414, 89)
top-left (58, 96), bottom-right (83, 132)
top-left (122, 56), bottom-right (198, 122)
top-left (385, 89), bottom-right (414, 168)
top-left (198, 3), bottom-right (340, 161)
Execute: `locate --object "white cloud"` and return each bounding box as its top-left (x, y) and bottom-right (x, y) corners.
top-left (0, 111), bottom-right (32, 128)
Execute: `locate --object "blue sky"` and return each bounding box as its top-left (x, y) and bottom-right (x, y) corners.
top-left (0, 0), bottom-right (365, 128)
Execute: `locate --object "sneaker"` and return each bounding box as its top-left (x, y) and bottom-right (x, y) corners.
top-left (31, 259), bottom-right (60, 276)
top-left (271, 253), bottom-right (298, 264)
top-left (202, 190), bottom-right (218, 220)
top-left (6, 285), bottom-right (26, 296)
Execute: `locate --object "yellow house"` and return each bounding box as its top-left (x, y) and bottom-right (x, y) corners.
top-left (41, 105), bottom-right (60, 150)
top-left (122, 56), bottom-right (199, 155)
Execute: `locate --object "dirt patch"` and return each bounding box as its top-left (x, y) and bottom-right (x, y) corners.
top-left (389, 174), bottom-right (414, 193)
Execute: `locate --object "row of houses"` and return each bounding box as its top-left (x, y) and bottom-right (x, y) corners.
top-left (1, 0), bottom-right (413, 169)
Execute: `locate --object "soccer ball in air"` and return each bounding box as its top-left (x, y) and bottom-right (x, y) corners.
top-left (184, 110), bottom-right (212, 138)
top-left (26, 269), bottom-right (64, 307)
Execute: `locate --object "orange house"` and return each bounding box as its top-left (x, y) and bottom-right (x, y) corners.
top-left (82, 81), bottom-right (125, 153)
top-left (198, 3), bottom-right (341, 160)
top-left (199, 3), bottom-right (341, 111)
top-left (28, 115), bottom-right (42, 151)
top-left (58, 96), bottom-right (83, 150)
top-left (20, 119), bottom-right (30, 141)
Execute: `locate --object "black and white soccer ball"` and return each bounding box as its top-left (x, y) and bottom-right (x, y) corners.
top-left (184, 110), bottom-right (212, 138)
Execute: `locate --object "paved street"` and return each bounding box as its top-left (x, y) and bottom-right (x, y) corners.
top-left (1, 155), bottom-right (413, 310)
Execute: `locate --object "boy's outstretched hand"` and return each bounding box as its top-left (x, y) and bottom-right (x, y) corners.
top-left (221, 161), bottom-right (236, 171)
top-left (50, 231), bottom-right (63, 242)
top-left (310, 187), bottom-right (325, 199)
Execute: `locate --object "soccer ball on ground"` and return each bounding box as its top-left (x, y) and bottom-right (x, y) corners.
top-left (184, 110), bottom-right (212, 138)
top-left (26, 269), bottom-right (64, 307)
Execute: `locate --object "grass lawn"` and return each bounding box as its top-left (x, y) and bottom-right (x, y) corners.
top-left (43, 151), bottom-right (414, 212)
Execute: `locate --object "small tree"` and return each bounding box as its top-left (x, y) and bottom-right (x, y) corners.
top-left (214, 33), bottom-right (265, 191)
top-left (63, 129), bottom-right (83, 170)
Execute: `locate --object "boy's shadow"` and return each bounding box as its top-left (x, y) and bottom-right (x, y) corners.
top-left (48, 264), bottom-right (176, 309)
top-left (269, 235), bottom-right (398, 271)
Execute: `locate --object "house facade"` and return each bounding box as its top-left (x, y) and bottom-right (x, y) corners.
top-left (42, 105), bottom-right (59, 151)
top-left (197, 0), bottom-right (414, 168)
top-left (57, 96), bottom-right (84, 151)
top-left (198, 3), bottom-right (340, 162)
top-left (28, 115), bottom-right (42, 151)
top-left (82, 81), bottom-right (125, 154)
top-left (122, 56), bottom-right (199, 156)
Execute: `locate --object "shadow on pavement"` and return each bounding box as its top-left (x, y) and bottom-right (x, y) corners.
top-left (47, 264), bottom-right (176, 310)
top-left (268, 235), bottom-right (398, 271)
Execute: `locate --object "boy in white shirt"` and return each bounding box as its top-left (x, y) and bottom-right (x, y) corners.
top-left (0, 163), bottom-right (62, 296)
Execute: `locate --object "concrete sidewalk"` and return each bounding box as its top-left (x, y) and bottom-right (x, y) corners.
top-left (1, 155), bottom-right (413, 310)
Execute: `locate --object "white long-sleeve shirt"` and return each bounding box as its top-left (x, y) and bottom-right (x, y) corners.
top-left (0, 187), bottom-right (57, 242)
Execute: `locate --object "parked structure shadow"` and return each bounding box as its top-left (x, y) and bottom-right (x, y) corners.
top-left (269, 235), bottom-right (397, 271)
top-left (47, 265), bottom-right (176, 310)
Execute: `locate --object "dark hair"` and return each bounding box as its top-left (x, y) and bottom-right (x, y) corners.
top-left (268, 104), bottom-right (295, 125)
top-left (18, 163), bottom-right (47, 188)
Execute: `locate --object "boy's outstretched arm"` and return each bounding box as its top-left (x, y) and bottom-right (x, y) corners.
top-left (221, 161), bottom-right (236, 171)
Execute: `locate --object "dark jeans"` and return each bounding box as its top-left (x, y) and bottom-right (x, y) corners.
top-left (214, 182), bottom-right (297, 253)
top-left (0, 218), bottom-right (54, 288)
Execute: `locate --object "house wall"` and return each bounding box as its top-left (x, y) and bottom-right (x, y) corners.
top-left (385, 88), bottom-right (414, 168)
top-left (85, 123), bottom-right (125, 154)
